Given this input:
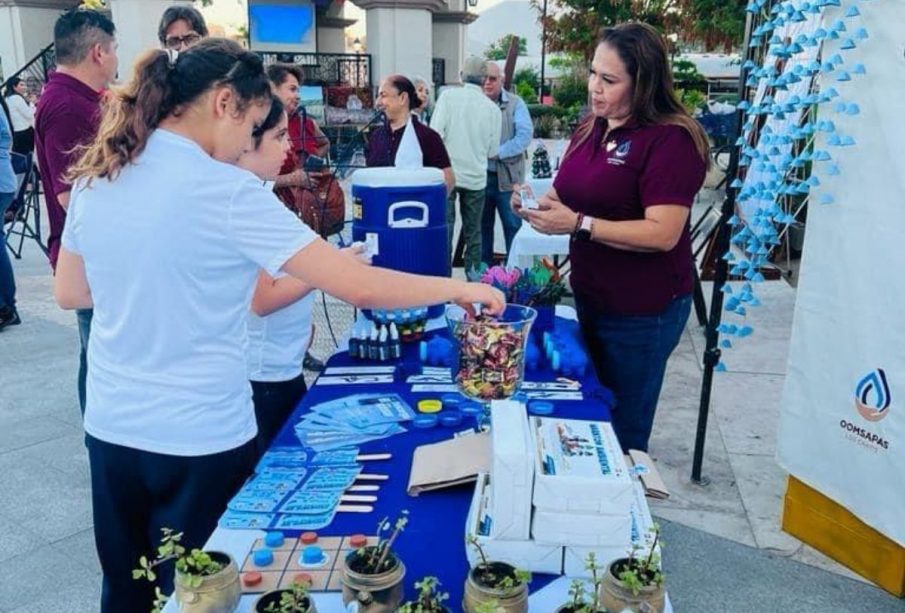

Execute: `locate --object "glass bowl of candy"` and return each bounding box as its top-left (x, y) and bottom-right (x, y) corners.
top-left (446, 304), bottom-right (537, 403)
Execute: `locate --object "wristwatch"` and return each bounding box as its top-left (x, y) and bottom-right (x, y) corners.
top-left (574, 214), bottom-right (594, 242)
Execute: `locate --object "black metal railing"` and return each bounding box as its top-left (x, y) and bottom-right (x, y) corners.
top-left (260, 52), bottom-right (371, 89)
top-left (432, 58), bottom-right (446, 88)
top-left (2, 43), bottom-right (56, 97)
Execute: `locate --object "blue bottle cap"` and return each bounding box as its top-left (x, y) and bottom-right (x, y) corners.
top-left (460, 402), bottom-right (484, 417)
top-left (440, 411), bottom-right (463, 427)
top-left (413, 414), bottom-right (439, 429)
top-left (264, 531), bottom-right (285, 548)
top-left (441, 394), bottom-right (464, 408)
top-left (253, 548), bottom-right (274, 567)
top-left (301, 545), bottom-right (325, 566)
top-left (528, 401), bottom-right (555, 416)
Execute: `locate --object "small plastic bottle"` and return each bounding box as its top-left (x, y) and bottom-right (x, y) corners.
top-left (368, 323), bottom-right (380, 361)
top-left (358, 324), bottom-right (370, 360)
top-left (389, 323), bottom-right (401, 360)
top-left (348, 323), bottom-right (361, 359)
top-left (378, 325), bottom-right (389, 361)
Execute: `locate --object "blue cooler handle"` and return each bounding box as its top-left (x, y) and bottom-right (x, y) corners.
top-left (387, 201), bottom-right (429, 229)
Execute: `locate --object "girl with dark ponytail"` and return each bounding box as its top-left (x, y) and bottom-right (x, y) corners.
top-left (54, 37), bottom-right (504, 612)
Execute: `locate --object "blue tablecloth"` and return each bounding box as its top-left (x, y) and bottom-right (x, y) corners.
top-left (249, 320), bottom-right (613, 607)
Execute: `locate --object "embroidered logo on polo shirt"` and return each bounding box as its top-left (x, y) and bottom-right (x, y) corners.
top-left (607, 140), bottom-right (632, 165)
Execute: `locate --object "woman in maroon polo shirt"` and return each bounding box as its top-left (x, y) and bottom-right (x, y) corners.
top-left (514, 23), bottom-right (709, 452)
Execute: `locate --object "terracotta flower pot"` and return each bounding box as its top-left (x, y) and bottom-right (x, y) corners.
top-left (599, 557), bottom-right (666, 613)
top-left (340, 547), bottom-right (406, 613)
top-left (462, 562), bottom-right (528, 613)
top-left (173, 551), bottom-right (241, 613)
top-left (253, 589), bottom-right (317, 612)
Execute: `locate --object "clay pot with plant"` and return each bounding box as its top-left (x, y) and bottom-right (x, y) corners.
top-left (555, 553), bottom-right (606, 613)
top-left (133, 527), bottom-right (241, 613)
top-left (254, 579), bottom-right (317, 613)
top-left (462, 535), bottom-right (530, 613)
top-left (397, 576), bottom-right (451, 613)
top-left (599, 525), bottom-right (666, 613)
top-left (341, 511), bottom-right (408, 612)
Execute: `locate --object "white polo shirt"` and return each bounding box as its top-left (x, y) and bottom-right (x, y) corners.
top-left (62, 129), bottom-right (317, 456)
top-left (246, 284), bottom-right (314, 383)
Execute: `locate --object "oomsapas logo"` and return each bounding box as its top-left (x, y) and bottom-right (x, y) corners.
top-left (838, 369), bottom-right (892, 452)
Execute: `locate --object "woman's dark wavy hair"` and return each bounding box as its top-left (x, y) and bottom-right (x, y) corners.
top-left (566, 22), bottom-right (710, 166)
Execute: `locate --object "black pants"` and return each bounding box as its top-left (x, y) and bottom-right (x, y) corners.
top-left (251, 372), bottom-right (308, 459)
top-left (86, 434), bottom-right (256, 613)
top-left (12, 127), bottom-right (33, 156)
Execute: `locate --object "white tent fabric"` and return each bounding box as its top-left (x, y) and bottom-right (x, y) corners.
top-left (777, 0), bottom-right (905, 546)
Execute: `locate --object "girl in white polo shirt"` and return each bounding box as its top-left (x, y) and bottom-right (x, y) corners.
top-left (54, 39), bottom-right (504, 612)
top-left (238, 98), bottom-right (369, 455)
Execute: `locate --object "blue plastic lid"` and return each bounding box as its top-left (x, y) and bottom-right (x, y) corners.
top-left (301, 546), bottom-right (325, 566)
top-left (528, 401), bottom-right (555, 416)
top-left (253, 548), bottom-right (274, 567)
top-left (440, 411), bottom-right (463, 427)
top-left (460, 402), bottom-right (484, 417)
top-left (441, 394), bottom-right (464, 408)
top-left (264, 532), bottom-right (285, 548)
top-left (413, 414), bottom-right (439, 429)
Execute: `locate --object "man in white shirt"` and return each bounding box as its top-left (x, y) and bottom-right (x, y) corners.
top-left (431, 56), bottom-right (502, 273)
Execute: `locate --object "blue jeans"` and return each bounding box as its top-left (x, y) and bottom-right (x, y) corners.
top-left (576, 294), bottom-right (692, 452)
top-left (480, 173), bottom-right (522, 266)
top-left (77, 308), bottom-right (93, 416)
top-left (0, 192), bottom-right (15, 310)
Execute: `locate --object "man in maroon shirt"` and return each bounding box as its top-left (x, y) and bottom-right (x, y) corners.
top-left (35, 8), bottom-right (117, 415)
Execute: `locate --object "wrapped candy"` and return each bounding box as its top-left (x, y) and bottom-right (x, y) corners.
top-left (447, 306), bottom-right (537, 402)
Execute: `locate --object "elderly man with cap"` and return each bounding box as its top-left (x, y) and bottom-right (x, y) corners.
top-left (480, 60), bottom-right (533, 265)
top-left (431, 56), bottom-right (502, 273)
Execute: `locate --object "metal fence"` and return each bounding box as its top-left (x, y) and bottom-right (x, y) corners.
top-left (260, 52), bottom-right (372, 89)
top-left (1, 44), bottom-right (55, 97)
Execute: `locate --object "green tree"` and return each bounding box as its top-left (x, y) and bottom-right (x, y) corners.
top-left (531, 0), bottom-right (745, 59)
top-left (485, 35), bottom-right (528, 60)
top-left (515, 81), bottom-right (538, 104)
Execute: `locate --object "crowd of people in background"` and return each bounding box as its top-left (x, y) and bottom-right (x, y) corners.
top-left (1, 6), bottom-right (709, 610)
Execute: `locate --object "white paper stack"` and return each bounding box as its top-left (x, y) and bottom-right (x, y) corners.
top-left (466, 473), bottom-right (564, 574)
top-left (489, 400), bottom-right (534, 540)
top-left (562, 482), bottom-right (660, 577)
top-left (530, 416), bottom-right (634, 515)
top-left (529, 416), bottom-right (640, 563)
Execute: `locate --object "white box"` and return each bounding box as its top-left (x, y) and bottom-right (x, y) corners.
top-left (532, 508), bottom-right (632, 547)
top-left (562, 483), bottom-right (661, 578)
top-left (489, 400), bottom-right (534, 540)
top-left (530, 416), bottom-right (634, 515)
top-left (466, 473), bottom-right (564, 575)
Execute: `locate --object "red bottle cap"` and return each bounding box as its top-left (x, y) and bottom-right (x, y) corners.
top-left (349, 534), bottom-right (368, 548)
top-left (242, 571), bottom-right (262, 587)
top-left (300, 532), bottom-right (319, 544)
top-left (293, 572), bottom-right (314, 586)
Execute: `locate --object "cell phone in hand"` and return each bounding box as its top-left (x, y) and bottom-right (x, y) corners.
top-left (520, 188), bottom-right (539, 210)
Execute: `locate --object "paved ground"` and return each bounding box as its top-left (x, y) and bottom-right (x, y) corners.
top-left (1, 187), bottom-right (902, 611)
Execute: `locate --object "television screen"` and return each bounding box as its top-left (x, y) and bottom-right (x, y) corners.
top-left (249, 1), bottom-right (316, 52)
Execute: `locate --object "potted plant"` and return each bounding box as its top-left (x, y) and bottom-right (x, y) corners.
top-left (398, 576), bottom-right (450, 612)
top-left (341, 511), bottom-right (409, 612)
top-left (555, 553), bottom-right (606, 612)
top-left (462, 535), bottom-right (530, 613)
top-left (254, 579), bottom-right (317, 612)
top-left (599, 525), bottom-right (666, 613)
top-left (132, 527), bottom-right (241, 613)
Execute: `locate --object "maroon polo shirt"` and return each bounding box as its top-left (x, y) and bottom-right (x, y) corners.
top-left (365, 116), bottom-right (451, 170)
top-left (554, 117), bottom-right (706, 316)
top-left (35, 71), bottom-right (103, 270)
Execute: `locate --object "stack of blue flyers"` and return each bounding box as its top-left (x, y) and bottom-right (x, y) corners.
top-left (294, 393), bottom-right (416, 451)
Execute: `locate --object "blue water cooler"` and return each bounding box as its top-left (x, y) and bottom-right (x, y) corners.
top-left (351, 167), bottom-right (450, 318)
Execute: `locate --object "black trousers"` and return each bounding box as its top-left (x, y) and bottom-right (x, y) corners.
top-left (86, 434), bottom-right (256, 613)
top-left (250, 372), bottom-right (308, 459)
